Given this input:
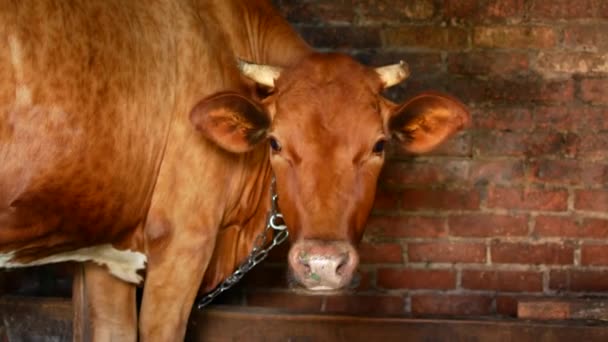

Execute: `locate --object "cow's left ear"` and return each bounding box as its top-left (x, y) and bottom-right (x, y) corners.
top-left (387, 92), bottom-right (470, 154)
top-left (190, 92), bottom-right (270, 153)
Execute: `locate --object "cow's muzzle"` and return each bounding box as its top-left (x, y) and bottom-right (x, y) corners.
top-left (288, 240), bottom-right (359, 291)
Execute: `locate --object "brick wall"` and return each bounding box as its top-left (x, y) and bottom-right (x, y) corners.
top-left (219, 0), bottom-right (608, 317)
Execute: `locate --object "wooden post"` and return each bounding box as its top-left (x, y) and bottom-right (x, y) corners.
top-left (72, 263), bottom-right (91, 342)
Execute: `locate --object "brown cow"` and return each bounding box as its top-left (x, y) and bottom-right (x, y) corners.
top-left (0, 0), bottom-right (469, 340)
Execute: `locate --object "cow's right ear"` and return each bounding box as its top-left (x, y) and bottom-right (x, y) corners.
top-left (190, 92), bottom-right (271, 153)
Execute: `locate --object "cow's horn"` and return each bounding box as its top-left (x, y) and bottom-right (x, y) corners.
top-left (237, 60), bottom-right (282, 88)
top-left (375, 61), bottom-right (410, 88)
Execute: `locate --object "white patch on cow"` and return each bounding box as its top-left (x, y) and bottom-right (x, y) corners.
top-left (0, 244), bottom-right (147, 284)
top-left (8, 35), bottom-right (32, 107)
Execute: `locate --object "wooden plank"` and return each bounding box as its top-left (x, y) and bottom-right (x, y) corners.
top-left (187, 306), bottom-right (608, 342)
top-left (519, 299), bottom-right (608, 321)
top-left (71, 264), bottom-right (90, 342)
top-left (1, 297), bottom-right (608, 342)
top-left (0, 296), bottom-right (73, 341)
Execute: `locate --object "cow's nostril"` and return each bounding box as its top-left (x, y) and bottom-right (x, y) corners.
top-left (335, 253), bottom-right (349, 276)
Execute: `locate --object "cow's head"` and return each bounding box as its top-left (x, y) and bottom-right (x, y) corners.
top-left (191, 53), bottom-right (469, 292)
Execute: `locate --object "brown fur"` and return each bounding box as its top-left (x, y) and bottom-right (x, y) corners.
top-left (0, 0), bottom-right (468, 340)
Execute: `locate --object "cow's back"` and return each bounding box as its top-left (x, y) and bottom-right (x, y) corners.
top-left (0, 0), bottom-right (204, 256)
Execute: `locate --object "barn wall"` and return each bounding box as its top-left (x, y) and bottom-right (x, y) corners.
top-left (224, 0), bottom-right (608, 317)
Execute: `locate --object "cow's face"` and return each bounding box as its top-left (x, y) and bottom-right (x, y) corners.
top-left (191, 53), bottom-right (469, 292)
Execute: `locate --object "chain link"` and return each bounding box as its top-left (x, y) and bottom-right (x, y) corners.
top-left (196, 177), bottom-right (288, 309)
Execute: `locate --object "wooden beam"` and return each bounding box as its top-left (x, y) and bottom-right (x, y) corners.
top-left (188, 306), bottom-right (608, 342)
top-left (519, 299), bottom-right (608, 321)
top-left (1, 297), bottom-right (608, 342)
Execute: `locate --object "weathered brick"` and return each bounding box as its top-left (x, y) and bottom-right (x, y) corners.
top-left (445, 0), bottom-right (525, 20)
top-left (246, 291), bottom-right (323, 311)
top-left (382, 26), bottom-right (468, 50)
top-left (549, 270), bottom-right (570, 291)
top-left (491, 242), bottom-right (574, 265)
top-left (487, 187), bottom-right (568, 211)
top-left (581, 244), bottom-right (608, 265)
top-left (449, 78), bottom-right (574, 104)
top-left (535, 52), bottom-right (608, 75)
top-left (411, 295), bottom-right (493, 315)
top-left (473, 26), bottom-right (556, 49)
top-left (462, 270), bottom-right (543, 292)
top-left (299, 26), bottom-right (381, 49)
top-left (359, 0), bottom-right (435, 23)
top-left (401, 189), bottom-right (480, 211)
top-left (473, 107), bottom-right (533, 131)
top-left (530, 159), bottom-right (608, 186)
top-left (575, 189), bottom-right (608, 212)
top-left (408, 242), bottom-right (486, 263)
top-left (365, 215), bottom-right (447, 238)
top-left (274, 0), bottom-right (356, 24)
top-left (377, 268), bottom-right (456, 289)
top-left (535, 106), bottom-right (608, 131)
top-left (324, 295), bottom-right (405, 315)
top-left (580, 78), bottom-right (608, 105)
top-left (469, 160), bottom-right (525, 185)
top-left (380, 160), bottom-right (469, 187)
top-left (448, 52), bottom-right (529, 76)
top-left (570, 270), bottom-right (608, 291)
top-left (449, 214), bottom-right (528, 237)
top-left (474, 131), bottom-right (578, 158)
top-left (565, 25), bottom-right (608, 51)
top-left (535, 216), bottom-right (608, 239)
top-left (359, 242), bottom-right (403, 264)
top-left (373, 188), bottom-right (400, 211)
top-left (530, 0), bottom-right (599, 19)
top-left (577, 133), bottom-right (608, 159)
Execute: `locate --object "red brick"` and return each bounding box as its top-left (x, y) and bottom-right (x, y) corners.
top-left (475, 131), bottom-right (579, 158)
top-left (570, 270), bottom-right (608, 292)
top-left (366, 215), bottom-right (447, 238)
top-left (359, 0), bottom-right (435, 23)
top-left (373, 188), bottom-right (400, 211)
top-left (380, 160), bottom-right (469, 188)
top-left (487, 187), bottom-right (568, 211)
top-left (246, 292), bottom-right (323, 311)
top-left (549, 270), bottom-right (570, 291)
top-left (377, 268), bottom-right (456, 289)
top-left (535, 106), bottom-right (608, 131)
top-left (565, 25), bottom-right (608, 51)
top-left (491, 242), bottom-right (574, 265)
top-left (411, 295), bottom-right (493, 316)
top-left (473, 26), bottom-right (556, 49)
top-left (299, 27), bottom-right (380, 49)
top-left (577, 133), bottom-right (608, 159)
top-left (449, 214), bottom-right (528, 237)
top-left (450, 78), bottom-right (575, 104)
top-left (473, 107), bottom-right (533, 130)
top-left (530, 160), bottom-right (608, 186)
top-left (359, 51), bottom-right (443, 75)
top-left (581, 244), bottom-right (608, 265)
top-left (448, 52), bottom-right (529, 76)
top-left (580, 79), bottom-right (608, 105)
top-left (324, 295), bottom-right (405, 315)
top-left (469, 160), bottom-right (525, 186)
top-left (496, 296), bottom-right (526, 316)
top-left (275, 0), bottom-right (356, 24)
top-left (408, 242), bottom-right (486, 263)
top-left (445, 0), bottom-right (525, 20)
top-left (401, 189), bottom-right (480, 211)
top-left (535, 216), bottom-right (608, 239)
top-left (535, 52), bottom-right (608, 75)
top-left (462, 270), bottom-right (543, 292)
top-left (359, 242), bottom-right (403, 264)
top-left (382, 26), bottom-right (468, 50)
top-left (530, 0), bottom-right (599, 19)
top-left (575, 190), bottom-right (608, 212)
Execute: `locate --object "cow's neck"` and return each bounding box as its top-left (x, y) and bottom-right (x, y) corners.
top-left (208, 0), bottom-right (313, 67)
top-left (199, 145), bottom-right (274, 291)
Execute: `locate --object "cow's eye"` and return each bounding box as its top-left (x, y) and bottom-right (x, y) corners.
top-left (372, 139), bottom-right (386, 154)
top-left (269, 137), bottom-right (282, 152)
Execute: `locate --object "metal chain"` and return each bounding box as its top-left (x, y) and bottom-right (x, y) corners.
top-left (196, 177), bottom-right (288, 309)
